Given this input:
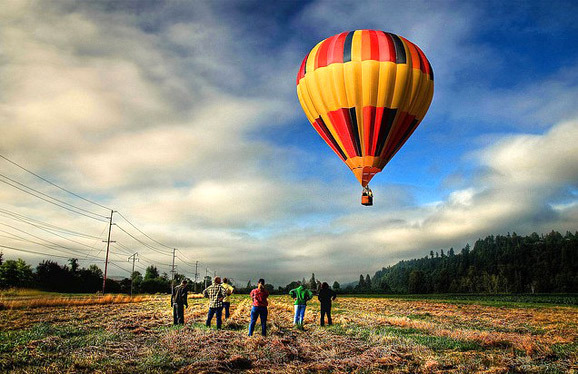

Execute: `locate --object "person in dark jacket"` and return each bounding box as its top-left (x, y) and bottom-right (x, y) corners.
top-left (317, 282), bottom-right (337, 326)
top-left (171, 280), bottom-right (189, 325)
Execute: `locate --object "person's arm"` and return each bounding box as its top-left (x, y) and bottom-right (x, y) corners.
top-left (184, 289), bottom-right (188, 308)
top-left (331, 289), bottom-right (337, 301)
top-left (203, 288), bottom-right (208, 298)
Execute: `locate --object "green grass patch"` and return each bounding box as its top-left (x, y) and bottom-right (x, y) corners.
top-left (550, 342), bottom-right (578, 359)
top-left (327, 323), bottom-right (482, 352)
top-left (340, 293), bottom-right (578, 307)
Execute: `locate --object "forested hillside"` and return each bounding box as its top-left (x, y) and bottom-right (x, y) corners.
top-left (371, 231), bottom-right (578, 294)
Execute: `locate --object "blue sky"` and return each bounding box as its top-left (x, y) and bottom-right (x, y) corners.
top-left (0, 0), bottom-right (577, 286)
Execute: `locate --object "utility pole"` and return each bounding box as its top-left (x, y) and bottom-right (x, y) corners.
top-left (102, 210), bottom-right (116, 294)
top-left (194, 261), bottom-right (199, 293)
top-left (170, 248), bottom-right (177, 296)
top-left (128, 252), bottom-right (139, 297)
top-left (204, 267), bottom-right (209, 289)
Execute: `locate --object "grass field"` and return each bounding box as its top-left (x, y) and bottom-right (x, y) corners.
top-left (1, 292), bottom-right (577, 373)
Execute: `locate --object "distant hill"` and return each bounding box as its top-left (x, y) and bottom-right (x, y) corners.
top-left (366, 231), bottom-right (577, 294)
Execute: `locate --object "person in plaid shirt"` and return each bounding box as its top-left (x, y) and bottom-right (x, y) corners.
top-left (203, 276), bottom-right (227, 329)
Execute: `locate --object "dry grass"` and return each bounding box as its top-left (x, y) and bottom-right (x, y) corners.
top-left (0, 293), bottom-right (576, 373)
top-left (0, 294), bottom-right (148, 309)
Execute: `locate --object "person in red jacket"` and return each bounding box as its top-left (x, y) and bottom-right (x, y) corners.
top-left (248, 278), bottom-right (269, 336)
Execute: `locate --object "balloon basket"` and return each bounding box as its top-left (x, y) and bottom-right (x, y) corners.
top-left (361, 187), bottom-right (373, 206)
top-left (361, 195), bottom-right (373, 206)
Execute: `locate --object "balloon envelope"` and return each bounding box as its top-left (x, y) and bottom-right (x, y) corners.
top-left (296, 30), bottom-right (434, 187)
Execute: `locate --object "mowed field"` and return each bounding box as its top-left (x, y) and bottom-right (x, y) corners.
top-left (1, 292), bottom-right (577, 373)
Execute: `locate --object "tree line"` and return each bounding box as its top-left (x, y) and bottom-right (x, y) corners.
top-left (0, 255), bottom-right (191, 294)
top-left (366, 231), bottom-right (578, 294)
top-left (2, 230), bottom-right (576, 294)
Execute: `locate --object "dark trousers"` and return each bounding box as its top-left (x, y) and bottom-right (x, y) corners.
top-left (223, 302), bottom-right (231, 319)
top-left (248, 306), bottom-right (268, 336)
top-left (206, 307), bottom-right (223, 329)
top-left (320, 304), bottom-right (332, 326)
top-left (173, 303), bottom-right (185, 325)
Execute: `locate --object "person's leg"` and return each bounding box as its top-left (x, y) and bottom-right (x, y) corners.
top-left (293, 305), bottom-right (299, 325)
top-left (260, 307), bottom-right (268, 336)
top-left (248, 306), bottom-right (258, 336)
top-left (206, 308), bottom-right (215, 327)
top-left (178, 304), bottom-right (185, 324)
top-left (327, 307), bottom-right (332, 326)
top-left (173, 304), bottom-right (178, 325)
top-left (223, 302), bottom-right (230, 319)
top-left (320, 307), bottom-right (326, 326)
top-left (216, 307), bottom-right (223, 329)
top-left (298, 305), bottom-right (306, 325)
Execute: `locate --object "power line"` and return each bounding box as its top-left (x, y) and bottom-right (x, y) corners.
top-left (0, 175), bottom-right (108, 222)
top-left (0, 225), bottom-right (104, 260)
top-left (0, 154), bottom-right (112, 210)
top-left (0, 214), bottom-right (106, 252)
top-left (0, 244), bottom-right (98, 260)
top-left (115, 224), bottom-right (172, 255)
top-left (107, 261), bottom-right (132, 274)
top-left (0, 207), bottom-right (104, 240)
top-left (0, 173), bottom-right (109, 219)
top-left (116, 211), bottom-right (174, 251)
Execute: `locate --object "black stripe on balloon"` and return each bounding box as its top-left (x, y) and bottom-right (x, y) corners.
top-left (388, 33), bottom-right (407, 64)
top-left (392, 118), bottom-right (419, 156)
top-left (316, 117), bottom-right (347, 161)
top-left (342, 31), bottom-right (355, 63)
top-left (375, 108), bottom-right (397, 156)
top-left (348, 107), bottom-right (362, 156)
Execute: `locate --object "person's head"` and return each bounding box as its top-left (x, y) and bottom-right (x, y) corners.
top-left (321, 282), bottom-right (329, 290)
top-left (214, 276), bottom-right (221, 284)
top-left (223, 277), bottom-right (228, 284)
top-left (296, 281), bottom-right (301, 286)
top-left (181, 280), bottom-right (188, 286)
top-left (257, 278), bottom-right (265, 289)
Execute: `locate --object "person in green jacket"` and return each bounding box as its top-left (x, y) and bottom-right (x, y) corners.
top-left (289, 282), bottom-right (313, 329)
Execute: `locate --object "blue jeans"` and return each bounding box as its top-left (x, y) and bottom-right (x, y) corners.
top-left (248, 306), bottom-right (268, 336)
top-left (206, 307), bottom-right (223, 329)
top-left (294, 304), bottom-right (306, 325)
top-left (222, 302), bottom-right (230, 319)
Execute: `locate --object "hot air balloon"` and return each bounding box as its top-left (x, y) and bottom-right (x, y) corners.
top-left (296, 30), bottom-right (434, 206)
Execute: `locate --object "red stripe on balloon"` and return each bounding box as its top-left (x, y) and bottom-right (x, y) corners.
top-left (327, 108), bottom-right (359, 157)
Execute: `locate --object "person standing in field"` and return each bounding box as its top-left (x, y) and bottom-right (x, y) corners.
top-left (248, 278), bottom-right (269, 336)
top-left (203, 276), bottom-right (227, 329)
top-left (221, 277), bottom-right (234, 319)
top-left (289, 281), bottom-right (313, 329)
top-left (171, 280), bottom-right (188, 325)
top-left (317, 282), bottom-right (337, 326)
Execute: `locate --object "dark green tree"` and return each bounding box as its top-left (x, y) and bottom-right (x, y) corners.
top-left (0, 259), bottom-right (33, 288)
top-left (358, 274), bottom-right (366, 290)
top-left (144, 266), bottom-right (160, 280)
top-left (309, 273), bottom-right (317, 290)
